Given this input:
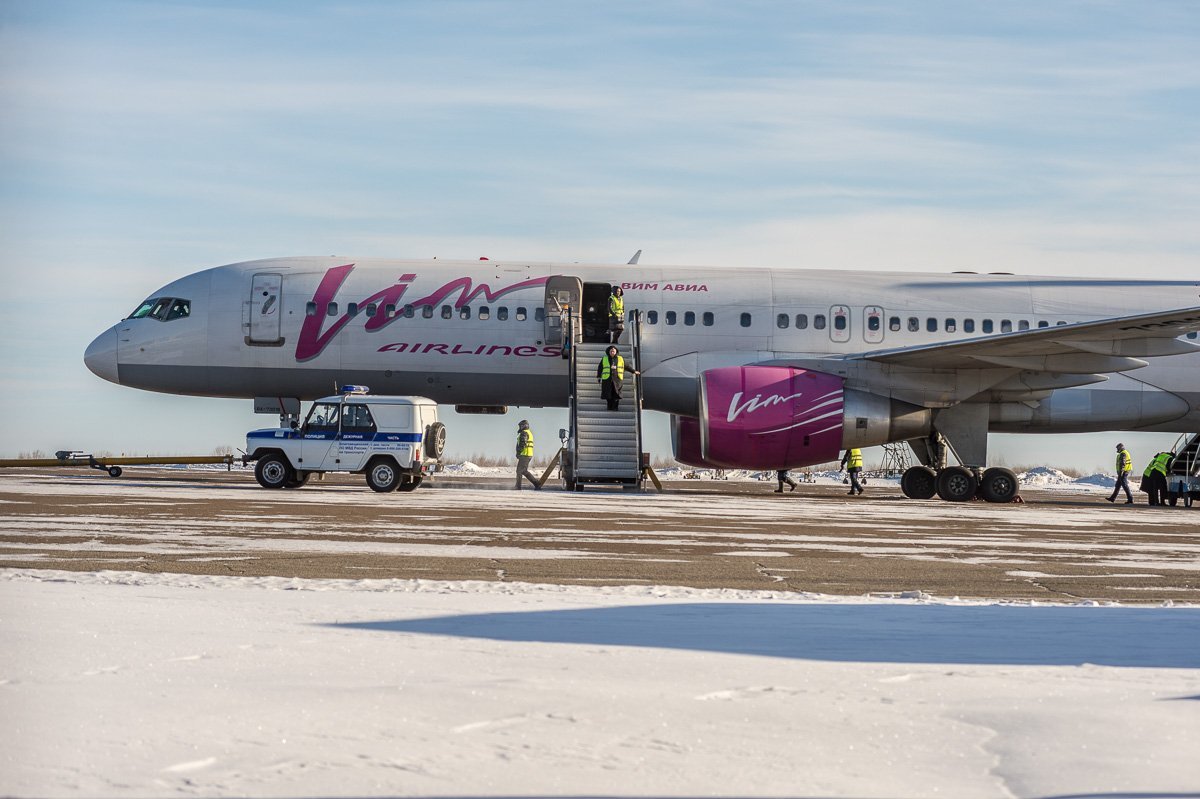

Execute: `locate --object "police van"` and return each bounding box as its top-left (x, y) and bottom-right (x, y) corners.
top-left (243, 387), bottom-right (445, 492)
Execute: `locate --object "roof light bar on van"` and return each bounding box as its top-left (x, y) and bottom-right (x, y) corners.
top-left (339, 385), bottom-right (370, 395)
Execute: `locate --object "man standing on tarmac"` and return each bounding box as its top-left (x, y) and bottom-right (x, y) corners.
top-left (840, 448), bottom-right (864, 496)
top-left (515, 420), bottom-right (540, 490)
top-left (1107, 442), bottom-right (1134, 504)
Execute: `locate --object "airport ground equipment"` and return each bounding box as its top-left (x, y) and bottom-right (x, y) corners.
top-left (0, 452), bottom-right (234, 477)
top-left (561, 309), bottom-right (645, 491)
top-left (242, 387), bottom-right (442, 493)
top-left (1165, 432), bottom-right (1200, 507)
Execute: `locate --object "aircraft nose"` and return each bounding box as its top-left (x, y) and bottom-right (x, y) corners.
top-left (84, 327), bottom-right (120, 384)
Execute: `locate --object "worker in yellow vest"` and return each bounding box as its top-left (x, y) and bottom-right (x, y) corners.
top-left (840, 448), bottom-right (864, 496)
top-left (515, 419), bottom-right (540, 490)
top-left (1106, 442), bottom-right (1134, 504)
top-left (597, 344), bottom-right (639, 411)
top-left (1141, 451), bottom-right (1172, 505)
top-left (608, 286), bottom-right (625, 343)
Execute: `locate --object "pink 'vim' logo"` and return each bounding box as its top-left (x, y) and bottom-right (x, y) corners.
top-left (295, 264), bottom-right (551, 361)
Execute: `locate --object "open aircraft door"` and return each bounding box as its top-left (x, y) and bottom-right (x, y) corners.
top-left (248, 273), bottom-right (284, 345)
top-left (544, 276), bottom-right (583, 346)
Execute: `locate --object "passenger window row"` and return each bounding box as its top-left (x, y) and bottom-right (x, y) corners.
top-left (305, 302), bottom-right (538, 322)
top-left (640, 311), bottom-right (752, 328)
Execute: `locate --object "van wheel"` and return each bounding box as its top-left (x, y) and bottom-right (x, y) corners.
top-left (900, 466), bottom-right (937, 499)
top-left (365, 458), bottom-right (400, 492)
top-left (936, 466), bottom-right (978, 502)
top-left (425, 422), bottom-right (447, 459)
top-left (255, 454), bottom-right (292, 489)
top-left (397, 476), bottom-right (423, 492)
top-left (979, 467), bottom-right (1019, 503)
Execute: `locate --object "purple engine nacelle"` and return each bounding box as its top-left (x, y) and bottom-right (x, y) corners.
top-left (671, 365), bottom-right (931, 470)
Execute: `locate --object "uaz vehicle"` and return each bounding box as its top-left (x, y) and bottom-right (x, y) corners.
top-left (244, 387), bottom-right (444, 492)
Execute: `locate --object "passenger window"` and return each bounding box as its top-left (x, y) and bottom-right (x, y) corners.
top-left (497, 306), bottom-right (509, 321)
top-left (964, 318), bottom-right (975, 333)
top-left (306, 302), bottom-right (318, 317)
top-left (166, 299), bottom-right (191, 321)
top-left (422, 305), bottom-right (433, 319)
top-left (365, 303), bottom-right (377, 318)
top-left (1037, 320), bottom-right (1049, 328)
top-left (347, 302), bottom-right (359, 317)
top-left (402, 304), bottom-right (413, 318)
top-left (907, 317), bottom-right (919, 332)
top-left (834, 315), bottom-right (847, 331)
top-left (982, 319), bottom-right (994, 333)
top-left (889, 316), bottom-right (900, 332)
top-left (441, 305), bottom-right (452, 319)
top-left (479, 305), bottom-right (490, 320)
top-left (684, 311), bottom-right (695, 326)
top-left (814, 314), bottom-right (826, 330)
top-left (702, 312), bottom-right (713, 326)
top-left (868, 315), bottom-right (881, 332)
top-left (796, 314), bottom-right (808, 330)
top-left (777, 313), bottom-right (790, 329)
top-left (384, 304), bottom-right (396, 318)
top-left (327, 302), bottom-right (339, 317)
top-left (1001, 319), bottom-right (1013, 333)
top-left (944, 318), bottom-right (956, 333)
top-left (666, 311), bottom-right (677, 325)
top-left (535, 307), bottom-right (545, 322)
top-left (646, 310), bottom-right (658, 324)
top-left (1018, 320), bottom-right (1030, 331)
top-left (460, 306), bottom-right (471, 320)
top-left (516, 307), bottom-right (527, 321)
top-left (740, 312), bottom-right (752, 328)
top-left (926, 318), bottom-right (937, 332)
top-left (1056, 321), bottom-right (1066, 326)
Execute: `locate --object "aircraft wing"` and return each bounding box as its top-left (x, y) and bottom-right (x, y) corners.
top-left (853, 306), bottom-right (1200, 373)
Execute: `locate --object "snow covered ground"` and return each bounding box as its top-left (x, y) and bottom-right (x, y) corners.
top-left (3, 569), bottom-right (1198, 798)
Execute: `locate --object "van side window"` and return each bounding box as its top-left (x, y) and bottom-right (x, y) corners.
top-left (702, 311), bottom-right (713, 326)
top-left (305, 403), bottom-right (340, 433)
top-left (740, 312), bottom-right (752, 328)
top-left (340, 404), bottom-right (376, 433)
top-left (777, 313), bottom-right (790, 329)
top-left (813, 314), bottom-right (826, 330)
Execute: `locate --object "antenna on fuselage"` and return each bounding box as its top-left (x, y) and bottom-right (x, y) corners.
top-left (628, 249), bottom-right (642, 265)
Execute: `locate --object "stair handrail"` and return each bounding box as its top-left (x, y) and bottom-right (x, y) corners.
top-left (632, 308), bottom-right (645, 485)
top-left (567, 306), bottom-right (579, 484)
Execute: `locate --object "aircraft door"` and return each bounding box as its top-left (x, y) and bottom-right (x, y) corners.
top-left (544, 276), bottom-right (583, 344)
top-left (830, 305), bottom-right (851, 343)
top-left (864, 305), bottom-right (885, 344)
top-left (249, 273), bottom-right (283, 345)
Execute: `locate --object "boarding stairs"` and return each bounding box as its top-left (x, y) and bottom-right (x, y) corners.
top-left (564, 311), bottom-right (645, 490)
top-left (1167, 433), bottom-right (1200, 506)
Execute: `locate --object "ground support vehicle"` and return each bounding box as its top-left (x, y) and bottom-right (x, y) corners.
top-left (243, 389), bottom-right (444, 492)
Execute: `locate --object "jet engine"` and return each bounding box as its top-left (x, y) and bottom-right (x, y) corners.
top-left (670, 365), bottom-right (931, 470)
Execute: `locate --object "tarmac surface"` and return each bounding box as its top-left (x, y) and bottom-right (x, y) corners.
top-left (1, 467), bottom-right (1198, 602)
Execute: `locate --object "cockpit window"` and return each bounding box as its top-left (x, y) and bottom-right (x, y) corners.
top-left (126, 297), bottom-right (191, 321)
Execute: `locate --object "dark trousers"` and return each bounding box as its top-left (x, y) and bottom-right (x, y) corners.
top-left (1147, 472), bottom-right (1167, 505)
top-left (776, 470), bottom-right (796, 491)
top-left (515, 456), bottom-right (538, 489)
top-left (848, 468), bottom-right (863, 494)
top-left (1109, 472), bottom-right (1133, 502)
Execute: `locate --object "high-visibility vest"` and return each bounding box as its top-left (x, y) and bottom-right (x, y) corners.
top-left (609, 295), bottom-right (624, 318)
top-left (517, 429), bottom-right (533, 457)
top-left (1151, 452), bottom-right (1172, 475)
top-left (847, 449), bottom-right (862, 469)
top-left (1117, 449), bottom-right (1132, 473)
top-left (600, 354), bottom-right (625, 381)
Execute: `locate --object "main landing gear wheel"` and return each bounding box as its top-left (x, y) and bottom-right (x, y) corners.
top-left (365, 458), bottom-right (401, 492)
top-left (396, 476), bottom-right (422, 492)
top-left (979, 467), bottom-right (1019, 503)
top-left (900, 466), bottom-right (937, 499)
top-left (255, 454), bottom-right (292, 489)
top-left (936, 465), bottom-right (978, 502)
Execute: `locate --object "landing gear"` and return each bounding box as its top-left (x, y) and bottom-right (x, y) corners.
top-left (936, 466), bottom-right (977, 502)
top-left (900, 466), bottom-right (937, 499)
top-left (979, 467), bottom-right (1019, 503)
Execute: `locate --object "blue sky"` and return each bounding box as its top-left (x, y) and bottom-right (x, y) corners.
top-left (2, 1), bottom-right (1198, 470)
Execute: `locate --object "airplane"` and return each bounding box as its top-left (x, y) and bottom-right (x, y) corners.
top-left (84, 256), bottom-right (1200, 502)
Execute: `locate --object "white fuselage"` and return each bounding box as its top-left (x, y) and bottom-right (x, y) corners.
top-left (85, 257), bottom-right (1200, 434)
